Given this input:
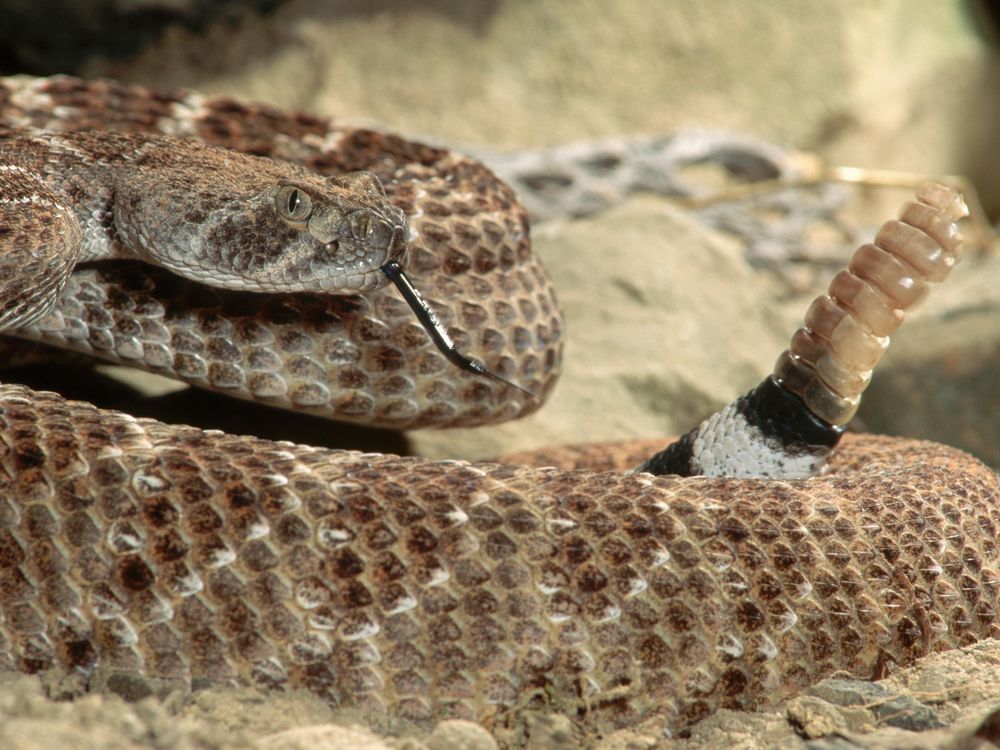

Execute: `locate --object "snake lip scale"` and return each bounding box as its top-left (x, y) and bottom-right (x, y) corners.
top-left (0, 75), bottom-right (998, 741)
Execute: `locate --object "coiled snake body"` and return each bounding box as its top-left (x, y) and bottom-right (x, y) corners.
top-left (0, 76), bottom-right (998, 738)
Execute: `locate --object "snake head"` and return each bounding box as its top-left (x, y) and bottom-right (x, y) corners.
top-left (114, 140), bottom-right (409, 294)
top-left (258, 170), bottom-right (410, 292)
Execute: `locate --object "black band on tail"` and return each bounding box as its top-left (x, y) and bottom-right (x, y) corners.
top-left (739, 376), bottom-right (844, 448)
top-left (637, 376), bottom-right (844, 477)
top-left (637, 431), bottom-right (699, 476)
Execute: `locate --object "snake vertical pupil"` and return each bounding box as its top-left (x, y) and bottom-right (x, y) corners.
top-left (275, 185), bottom-right (312, 222)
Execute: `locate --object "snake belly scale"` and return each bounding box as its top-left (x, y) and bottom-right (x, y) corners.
top-left (0, 75), bottom-right (999, 738)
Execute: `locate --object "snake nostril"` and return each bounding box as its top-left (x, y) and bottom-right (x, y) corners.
top-left (348, 211), bottom-right (374, 240)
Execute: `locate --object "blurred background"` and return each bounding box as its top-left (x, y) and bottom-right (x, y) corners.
top-left (2, 0), bottom-right (999, 466)
top-left (4, 0), bottom-right (997, 208)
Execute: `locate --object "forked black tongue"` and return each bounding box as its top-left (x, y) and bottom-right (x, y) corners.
top-left (381, 261), bottom-right (536, 400)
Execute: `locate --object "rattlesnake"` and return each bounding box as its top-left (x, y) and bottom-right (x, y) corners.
top-left (0, 75), bottom-right (998, 742)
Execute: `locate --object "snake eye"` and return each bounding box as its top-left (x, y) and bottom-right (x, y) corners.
top-left (275, 185), bottom-right (313, 223)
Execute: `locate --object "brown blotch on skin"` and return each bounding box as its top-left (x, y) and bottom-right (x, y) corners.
top-left (328, 548), bottom-right (366, 579)
top-left (718, 667), bottom-right (750, 697)
top-left (116, 556), bottom-right (155, 591)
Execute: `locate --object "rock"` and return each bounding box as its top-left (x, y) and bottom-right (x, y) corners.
top-left (804, 679), bottom-right (895, 707)
top-left (258, 724), bottom-right (394, 750)
top-left (668, 640), bottom-right (1000, 750)
top-left (0, 0), bottom-right (261, 74)
top-left (793, 679), bottom-right (946, 735)
top-left (425, 720), bottom-right (498, 750)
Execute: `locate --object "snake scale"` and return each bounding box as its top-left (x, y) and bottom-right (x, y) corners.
top-left (1, 75), bottom-right (999, 741)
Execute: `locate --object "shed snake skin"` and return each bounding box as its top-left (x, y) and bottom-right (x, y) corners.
top-left (0, 76), bottom-right (998, 741)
